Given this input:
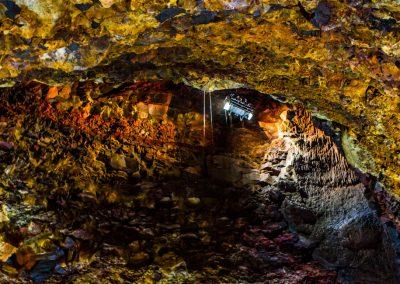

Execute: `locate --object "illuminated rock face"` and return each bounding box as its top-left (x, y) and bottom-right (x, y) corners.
top-left (262, 107), bottom-right (400, 282)
top-left (0, 0), bottom-right (398, 195)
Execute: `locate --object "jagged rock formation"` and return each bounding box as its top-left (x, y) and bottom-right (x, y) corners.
top-left (0, 82), bottom-right (345, 283)
top-left (261, 107), bottom-right (400, 282)
top-left (0, 80), bottom-right (398, 282)
top-left (0, 0), bottom-right (398, 195)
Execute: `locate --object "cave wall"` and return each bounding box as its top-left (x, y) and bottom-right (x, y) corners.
top-left (1, 81), bottom-right (346, 282)
top-left (0, 0), bottom-right (398, 195)
top-left (261, 106), bottom-right (400, 282)
top-left (0, 82), bottom-right (215, 184)
top-left (0, 80), bottom-right (399, 282)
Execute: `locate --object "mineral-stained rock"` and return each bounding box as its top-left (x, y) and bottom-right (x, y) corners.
top-left (187, 197), bottom-right (201, 205)
top-left (0, 141), bottom-right (13, 150)
top-left (0, 0), bottom-right (398, 195)
top-left (0, 240), bottom-right (16, 262)
top-left (110, 154), bottom-right (127, 170)
top-left (99, 0), bottom-right (120, 9)
top-left (128, 252), bottom-right (150, 268)
top-left (0, 74), bottom-right (398, 282)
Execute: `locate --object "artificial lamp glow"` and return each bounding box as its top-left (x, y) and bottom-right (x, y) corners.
top-left (223, 102), bottom-right (231, 111)
top-left (223, 94), bottom-right (255, 121)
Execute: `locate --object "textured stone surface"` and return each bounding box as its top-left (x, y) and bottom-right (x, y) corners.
top-left (0, 80), bottom-right (399, 282)
top-left (261, 107), bottom-right (400, 282)
top-left (0, 83), bottom-right (343, 282)
top-left (0, 0), bottom-right (398, 194)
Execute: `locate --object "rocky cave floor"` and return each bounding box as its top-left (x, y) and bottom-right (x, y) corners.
top-left (1, 174), bottom-right (338, 283)
top-left (0, 82), bottom-right (399, 283)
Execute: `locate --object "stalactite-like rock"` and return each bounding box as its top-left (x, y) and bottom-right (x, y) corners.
top-left (261, 106), bottom-right (400, 282)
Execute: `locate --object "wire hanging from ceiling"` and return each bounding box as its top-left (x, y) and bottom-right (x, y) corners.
top-left (209, 91), bottom-right (214, 146)
top-left (203, 90), bottom-right (206, 146)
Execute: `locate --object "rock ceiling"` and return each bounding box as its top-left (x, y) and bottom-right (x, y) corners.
top-left (0, 0), bottom-right (399, 194)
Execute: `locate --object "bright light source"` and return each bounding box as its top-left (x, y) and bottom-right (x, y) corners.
top-left (223, 102), bottom-right (231, 110)
top-left (223, 94), bottom-right (254, 121)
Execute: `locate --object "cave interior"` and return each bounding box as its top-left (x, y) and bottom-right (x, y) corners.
top-left (0, 0), bottom-right (400, 283)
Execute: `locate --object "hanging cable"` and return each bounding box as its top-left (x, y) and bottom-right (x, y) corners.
top-left (203, 90), bottom-right (206, 146)
top-left (202, 89), bottom-right (208, 177)
top-left (209, 92), bottom-right (214, 146)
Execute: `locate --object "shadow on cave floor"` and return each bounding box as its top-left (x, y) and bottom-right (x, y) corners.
top-left (36, 173), bottom-right (337, 283)
top-left (0, 127), bottom-right (337, 283)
